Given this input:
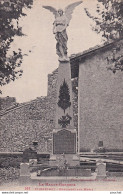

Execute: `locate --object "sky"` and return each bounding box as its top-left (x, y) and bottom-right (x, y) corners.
top-left (1, 0), bottom-right (103, 103)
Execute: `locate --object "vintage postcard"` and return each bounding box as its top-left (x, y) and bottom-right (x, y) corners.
top-left (0, 0), bottom-right (123, 192)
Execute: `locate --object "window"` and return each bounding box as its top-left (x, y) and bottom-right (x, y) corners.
top-left (98, 141), bottom-right (103, 147)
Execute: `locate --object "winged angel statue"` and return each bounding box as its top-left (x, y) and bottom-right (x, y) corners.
top-left (43, 1), bottom-right (82, 62)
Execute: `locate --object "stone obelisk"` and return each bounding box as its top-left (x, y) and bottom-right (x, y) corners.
top-left (53, 60), bottom-right (76, 155)
top-left (43, 1), bottom-right (82, 165)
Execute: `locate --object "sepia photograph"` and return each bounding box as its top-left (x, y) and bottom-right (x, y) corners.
top-left (0, 0), bottom-right (123, 191)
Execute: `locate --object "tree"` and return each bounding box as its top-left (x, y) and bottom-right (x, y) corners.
top-left (0, 0), bottom-right (33, 94)
top-left (84, 0), bottom-right (123, 73)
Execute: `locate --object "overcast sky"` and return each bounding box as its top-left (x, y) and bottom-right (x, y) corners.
top-left (1, 0), bottom-right (103, 103)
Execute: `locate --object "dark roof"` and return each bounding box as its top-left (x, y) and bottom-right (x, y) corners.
top-left (70, 38), bottom-right (122, 78)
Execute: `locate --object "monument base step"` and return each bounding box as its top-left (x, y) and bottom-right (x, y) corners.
top-left (31, 172), bottom-right (95, 180)
top-left (96, 175), bottom-right (107, 179)
top-left (19, 176), bottom-right (31, 185)
top-left (49, 154), bottom-right (80, 166)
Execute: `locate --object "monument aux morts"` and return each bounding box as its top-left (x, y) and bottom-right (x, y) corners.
top-left (43, 1), bottom-right (83, 165)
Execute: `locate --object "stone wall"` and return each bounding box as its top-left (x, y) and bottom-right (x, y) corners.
top-left (0, 97), bottom-right (17, 111)
top-left (0, 167), bottom-right (20, 184)
top-left (78, 40), bottom-right (123, 152)
top-left (0, 97), bottom-right (53, 152)
top-left (72, 77), bottom-right (78, 149)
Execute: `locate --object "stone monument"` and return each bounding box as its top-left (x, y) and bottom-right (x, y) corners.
top-left (43, 1), bottom-right (82, 166)
top-left (96, 160), bottom-right (107, 179)
top-left (20, 163), bottom-right (31, 184)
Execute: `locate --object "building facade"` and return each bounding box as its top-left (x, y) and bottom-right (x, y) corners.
top-left (70, 39), bottom-right (123, 152)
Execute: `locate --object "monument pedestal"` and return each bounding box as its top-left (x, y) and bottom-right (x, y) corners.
top-left (55, 61), bottom-right (74, 130)
top-left (49, 59), bottom-right (79, 167)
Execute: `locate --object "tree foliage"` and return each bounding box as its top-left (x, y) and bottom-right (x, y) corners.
top-left (58, 79), bottom-right (71, 113)
top-left (0, 0), bottom-right (33, 93)
top-left (85, 0), bottom-right (123, 40)
top-left (85, 0), bottom-right (123, 73)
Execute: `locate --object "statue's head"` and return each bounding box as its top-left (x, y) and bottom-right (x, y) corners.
top-left (58, 9), bottom-right (64, 16)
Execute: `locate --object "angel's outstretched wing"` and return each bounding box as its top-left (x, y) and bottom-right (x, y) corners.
top-left (42, 6), bottom-right (58, 18)
top-left (65, 1), bottom-right (82, 23)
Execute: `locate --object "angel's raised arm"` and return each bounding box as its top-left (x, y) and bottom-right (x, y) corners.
top-left (42, 6), bottom-right (58, 18)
